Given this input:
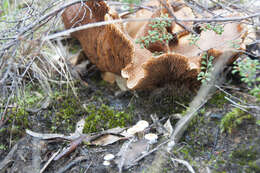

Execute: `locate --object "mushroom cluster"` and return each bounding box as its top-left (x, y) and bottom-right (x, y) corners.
top-left (62, 0), bottom-right (247, 90)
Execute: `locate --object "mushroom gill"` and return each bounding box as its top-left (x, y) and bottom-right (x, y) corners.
top-left (62, 0), bottom-right (247, 91)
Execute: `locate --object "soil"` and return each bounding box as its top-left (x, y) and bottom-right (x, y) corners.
top-left (0, 68), bottom-right (259, 173)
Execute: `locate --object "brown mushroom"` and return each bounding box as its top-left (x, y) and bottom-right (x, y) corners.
top-left (122, 52), bottom-right (201, 90)
top-left (62, 1), bottom-right (134, 74)
top-left (62, 0), bottom-right (247, 91)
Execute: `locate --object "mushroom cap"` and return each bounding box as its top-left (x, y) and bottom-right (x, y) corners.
top-left (62, 1), bottom-right (134, 74)
top-left (144, 133), bottom-right (158, 144)
top-left (122, 52), bottom-right (201, 90)
top-left (126, 120), bottom-right (149, 135)
top-left (104, 153), bottom-right (115, 161)
top-left (62, 1), bottom-right (247, 91)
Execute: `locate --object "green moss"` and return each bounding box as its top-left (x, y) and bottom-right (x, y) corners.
top-left (208, 92), bottom-right (227, 108)
top-left (229, 144), bottom-right (259, 172)
top-left (220, 108), bottom-right (253, 134)
top-left (83, 104), bottom-right (132, 133)
top-left (249, 160), bottom-right (260, 172)
top-left (8, 107), bottom-right (30, 128)
top-left (51, 93), bottom-right (84, 132)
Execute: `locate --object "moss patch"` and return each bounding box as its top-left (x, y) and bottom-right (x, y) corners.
top-left (50, 92), bottom-right (85, 132)
top-left (83, 104), bottom-right (132, 133)
top-left (220, 108), bottom-right (254, 134)
top-left (208, 91), bottom-right (227, 108)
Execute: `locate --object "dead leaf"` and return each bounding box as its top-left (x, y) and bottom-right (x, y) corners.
top-left (116, 139), bottom-right (149, 169)
top-left (164, 119), bottom-right (173, 137)
top-left (91, 134), bottom-right (123, 146)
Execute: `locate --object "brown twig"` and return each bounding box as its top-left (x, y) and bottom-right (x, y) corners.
top-left (44, 12), bottom-right (260, 41)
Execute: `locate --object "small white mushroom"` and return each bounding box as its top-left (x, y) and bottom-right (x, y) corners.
top-left (126, 120), bottom-right (149, 138)
top-left (104, 153), bottom-right (115, 161)
top-left (144, 133), bottom-right (158, 144)
top-left (103, 160), bottom-right (111, 166)
top-left (136, 120), bottom-right (149, 128)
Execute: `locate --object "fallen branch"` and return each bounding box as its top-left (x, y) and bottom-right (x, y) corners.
top-left (44, 12), bottom-right (260, 41)
top-left (56, 156), bottom-right (89, 173)
top-left (171, 158), bottom-right (195, 173)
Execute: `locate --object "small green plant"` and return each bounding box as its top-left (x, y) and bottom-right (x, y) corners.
top-left (1, 0), bottom-right (9, 16)
top-left (229, 39), bottom-right (242, 49)
top-left (136, 13), bottom-right (173, 49)
top-left (0, 144), bottom-right (7, 150)
top-left (121, 0), bottom-right (141, 5)
top-left (197, 53), bottom-right (214, 84)
top-left (121, 0), bottom-right (141, 11)
top-left (220, 108), bottom-right (253, 134)
top-left (256, 120), bottom-right (260, 126)
top-left (202, 23), bottom-right (224, 35)
top-left (189, 24), bottom-right (224, 46)
top-left (232, 57), bottom-right (260, 98)
top-left (188, 34), bottom-right (200, 46)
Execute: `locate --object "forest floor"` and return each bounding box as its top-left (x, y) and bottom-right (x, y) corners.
top-left (0, 66), bottom-right (259, 173)
top-left (0, 0), bottom-right (260, 172)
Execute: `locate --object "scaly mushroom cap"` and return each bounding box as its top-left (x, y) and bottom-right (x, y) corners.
top-left (62, 1), bottom-right (134, 74)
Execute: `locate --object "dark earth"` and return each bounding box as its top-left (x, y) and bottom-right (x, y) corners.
top-left (0, 65), bottom-right (259, 173)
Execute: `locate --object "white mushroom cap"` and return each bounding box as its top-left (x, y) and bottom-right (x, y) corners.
top-left (103, 160), bottom-right (111, 166)
top-left (126, 120), bottom-right (149, 135)
top-left (104, 153), bottom-right (115, 161)
top-left (136, 120), bottom-right (149, 128)
top-left (144, 133), bottom-right (158, 144)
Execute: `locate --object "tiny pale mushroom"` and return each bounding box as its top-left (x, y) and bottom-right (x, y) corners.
top-left (104, 153), bottom-right (115, 161)
top-left (126, 120), bottom-right (149, 138)
top-left (103, 160), bottom-right (111, 166)
top-left (144, 133), bottom-right (158, 144)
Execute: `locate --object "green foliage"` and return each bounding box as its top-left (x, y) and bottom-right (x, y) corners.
top-left (202, 23), bottom-right (224, 35)
top-left (197, 53), bottom-right (214, 84)
top-left (220, 108), bottom-right (253, 134)
top-left (189, 23), bottom-right (224, 46)
top-left (1, 0), bottom-right (9, 16)
top-left (208, 92), bottom-right (228, 107)
top-left (188, 34), bottom-right (200, 46)
top-left (232, 57), bottom-right (260, 98)
top-left (256, 120), bottom-right (260, 126)
top-left (83, 104), bottom-right (132, 133)
top-left (136, 14), bottom-right (173, 49)
top-left (230, 39), bottom-right (242, 49)
top-left (0, 144), bottom-right (7, 150)
top-left (121, 0), bottom-right (141, 5)
top-left (121, 0), bottom-right (141, 11)
top-left (229, 145), bottom-right (258, 166)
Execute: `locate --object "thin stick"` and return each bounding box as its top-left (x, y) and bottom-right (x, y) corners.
top-left (40, 149), bottom-right (61, 173)
top-left (44, 12), bottom-right (260, 41)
